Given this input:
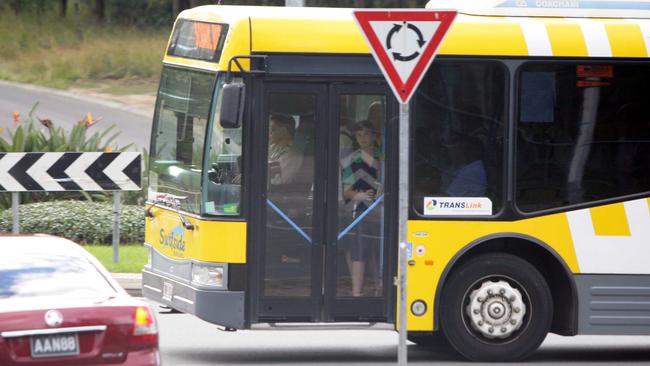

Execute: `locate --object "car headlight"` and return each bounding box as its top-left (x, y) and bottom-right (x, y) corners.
top-left (191, 263), bottom-right (226, 288)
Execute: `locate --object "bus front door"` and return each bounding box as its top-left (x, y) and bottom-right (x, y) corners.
top-left (253, 82), bottom-right (394, 323)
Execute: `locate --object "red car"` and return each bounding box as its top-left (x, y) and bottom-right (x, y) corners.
top-left (0, 235), bottom-right (160, 365)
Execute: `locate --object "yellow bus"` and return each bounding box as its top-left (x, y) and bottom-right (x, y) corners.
top-left (142, 1), bottom-right (650, 361)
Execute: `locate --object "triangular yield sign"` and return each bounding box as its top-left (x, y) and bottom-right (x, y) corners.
top-left (353, 9), bottom-right (457, 104)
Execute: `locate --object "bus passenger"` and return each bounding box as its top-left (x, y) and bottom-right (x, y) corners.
top-left (341, 120), bottom-right (382, 297)
top-left (367, 101), bottom-right (383, 133)
top-left (442, 135), bottom-right (487, 197)
top-left (268, 113), bottom-right (303, 185)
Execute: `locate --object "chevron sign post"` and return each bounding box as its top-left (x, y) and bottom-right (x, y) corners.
top-left (0, 152), bottom-right (142, 263)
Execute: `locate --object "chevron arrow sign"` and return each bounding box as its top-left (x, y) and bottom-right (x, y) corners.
top-left (0, 152), bottom-right (141, 192)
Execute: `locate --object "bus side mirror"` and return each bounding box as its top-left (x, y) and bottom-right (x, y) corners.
top-left (220, 82), bottom-right (245, 129)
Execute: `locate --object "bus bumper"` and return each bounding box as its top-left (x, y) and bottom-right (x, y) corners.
top-left (142, 268), bottom-right (245, 329)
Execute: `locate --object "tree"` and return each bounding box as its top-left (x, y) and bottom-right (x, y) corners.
top-left (173, 0), bottom-right (191, 19)
top-left (94, 0), bottom-right (105, 22)
top-left (35, 0), bottom-right (46, 25)
top-left (172, 0), bottom-right (213, 18)
top-left (59, 0), bottom-right (68, 17)
top-left (10, 0), bottom-right (21, 14)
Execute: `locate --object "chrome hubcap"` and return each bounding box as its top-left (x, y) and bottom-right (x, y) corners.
top-left (466, 280), bottom-right (526, 339)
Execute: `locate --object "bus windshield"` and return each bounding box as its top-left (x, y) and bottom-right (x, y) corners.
top-left (148, 66), bottom-right (217, 214)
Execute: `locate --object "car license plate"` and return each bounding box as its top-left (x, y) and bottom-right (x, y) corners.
top-left (30, 333), bottom-right (79, 358)
top-left (162, 282), bottom-right (173, 301)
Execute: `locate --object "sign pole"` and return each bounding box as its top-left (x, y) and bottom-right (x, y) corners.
top-left (112, 191), bottom-right (122, 263)
top-left (398, 243), bottom-right (408, 365)
top-left (12, 192), bottom-right (19, 234)
top-left (397, 102), bottom-right (409, 365)
top-left (347, 8), bottom-right (458, 364)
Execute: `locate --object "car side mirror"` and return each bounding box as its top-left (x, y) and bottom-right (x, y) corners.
top-left (219, 82), bottom-right (245, 129)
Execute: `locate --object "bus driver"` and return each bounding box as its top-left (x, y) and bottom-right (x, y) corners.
top-left (268, 114), bottom-right (303, 186)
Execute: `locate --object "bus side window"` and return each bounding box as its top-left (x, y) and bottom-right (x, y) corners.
top-left (516, 62), bottom-right (650, 213)
top-left (412, 61), bottom-right (506, 216)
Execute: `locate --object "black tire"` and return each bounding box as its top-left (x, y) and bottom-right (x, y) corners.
top-left (440, 253), bottom-right (552, 362)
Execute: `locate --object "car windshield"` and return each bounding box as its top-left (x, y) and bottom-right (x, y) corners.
top-left (0, 248), bottom-right (115, 300)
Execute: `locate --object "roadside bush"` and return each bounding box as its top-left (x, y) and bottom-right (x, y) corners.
top-left (0, 103), bottom-right (131, 153)
top-left (0, 201), bottom-right (144, 244)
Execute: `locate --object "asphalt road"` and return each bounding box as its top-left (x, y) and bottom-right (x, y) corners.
top-left (146, 299), bottom-right (650, 366)
top-left (0, 81), bottom-right (152, 150)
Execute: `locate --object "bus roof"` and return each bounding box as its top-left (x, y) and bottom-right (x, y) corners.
top-left (426, 0), bottom-right (650, 19)
top-left (163, 5), bottom-right (650, 72)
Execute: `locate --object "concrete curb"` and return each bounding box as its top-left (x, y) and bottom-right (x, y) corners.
top-left (112, 273), bottom-right (142, 297)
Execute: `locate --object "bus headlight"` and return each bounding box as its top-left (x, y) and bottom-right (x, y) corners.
top-left (191, 264), bottom-right (226, 288)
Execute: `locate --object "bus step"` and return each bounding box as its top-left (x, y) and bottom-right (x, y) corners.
top-left (251, 322), bottom-right (394, 331)
top-left (158, 305), bottom-right (182, 314)
top-left (218, 326), bottom-right (237, 332)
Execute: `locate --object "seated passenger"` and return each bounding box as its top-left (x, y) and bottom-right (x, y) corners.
top-left (268, 113), bottom-right (303, 185)
top-left (442, 136), bottom-right (487, 197)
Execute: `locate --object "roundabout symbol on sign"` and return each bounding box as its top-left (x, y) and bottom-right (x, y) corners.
top-left (386, 22), bottom-right (426, 62)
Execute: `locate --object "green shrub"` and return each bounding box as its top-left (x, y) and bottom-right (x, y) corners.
top-left (0, 201), bottom-right (144, 244)
top-left (0, 103), bottom-right (129, 152)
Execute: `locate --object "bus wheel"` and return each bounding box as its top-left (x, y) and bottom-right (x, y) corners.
top-left (441, 253), bottom-right (552, 362)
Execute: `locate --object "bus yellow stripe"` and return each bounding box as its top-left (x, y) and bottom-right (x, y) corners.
top-left (605, 23), bottom-right (648, 57)
top-left (252, 19), bottom-right (368, 54)
top-left (545, 22), bottom-right (588, 56)
top-left (407, 212), bottom-right (579, 330)
top-left (590, 203), bottom-right (631, 237)
top-left (439, 22), bottom-right (528, 56)
top-left (144, 205), bottom-right (247, 263)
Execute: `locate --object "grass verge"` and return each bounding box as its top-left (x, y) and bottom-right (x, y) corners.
top-left (84, 244), bottom-right (147, 273)
top-left (0, 12), bottom-right (168, 92)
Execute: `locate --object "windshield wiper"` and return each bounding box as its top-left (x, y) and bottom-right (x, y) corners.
top-left (175, 199), bottom-right (195, 230)
top-left (152, 193), bottom-right (195, 230)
